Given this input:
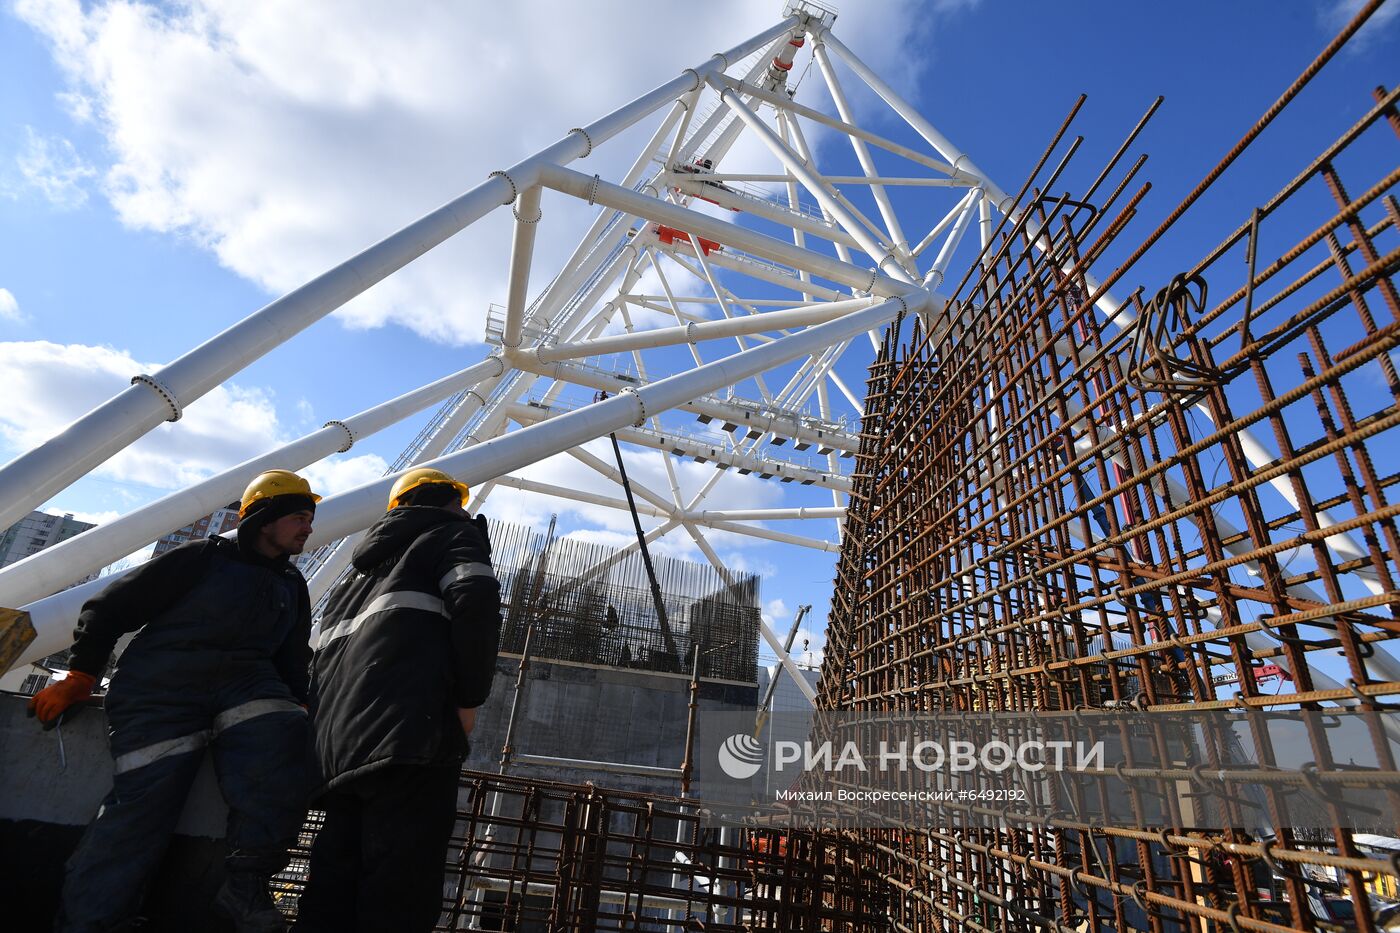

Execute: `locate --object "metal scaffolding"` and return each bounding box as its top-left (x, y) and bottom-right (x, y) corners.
top-left (487, 519), bottom-right (761, 682)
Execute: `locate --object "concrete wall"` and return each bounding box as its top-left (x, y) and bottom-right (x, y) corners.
top-left (0, 692), bottom-right (235, 932)
top-left (477, 652), bottom-right (757, 795)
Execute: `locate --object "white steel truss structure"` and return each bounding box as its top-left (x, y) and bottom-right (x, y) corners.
top-left (2, 0), bottom-right (1390, 705)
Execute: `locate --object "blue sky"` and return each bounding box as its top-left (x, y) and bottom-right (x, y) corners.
top-left (1, 0), bottom-right (1396, 668)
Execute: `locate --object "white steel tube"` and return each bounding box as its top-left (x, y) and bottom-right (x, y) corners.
top-left (505, 403), bottom-right (846, 490)
top-left (626, 296), bottom-right (817, 307)
top-left (714, 74), bottom-right (958, 177)
top-left (717, 85), bottom-right (903, 274)
top-left (0, 17), bottom-right (800, 531)
top-left (666, 178), bottom-right (861, 248)
top-left (912, 188), bottom-right (979, 258)
top-left (656, 244), bottom-right (849, 302)
top-left (674, 33), bottom-right (789, 166)
top-left (814, 30), bottom-right (1003, 207)
top-left (554, 436), bottom-right (831, 577)
top-left (0, 355), bottom-right (505, 609)
top-left (565, 445), bottom-right (677, 514)
top-left (527, 102), bottom-right (687, 331)
top-left (777, 109), bottom-right (817, 303)
top-left (317, 287), bottom-right (918, 537)
top-left (541, 165), bottom-right (913, 298)
top-left (512, 359), bottom-right (860, 453)
top-left (492, 474), bottom-right (672, 520)
top-left (925, 189), bottom-right (981, 290)
top-left (14, 290), bottom-right (924, 670)
top-left (811, 41), bottom-right (908, 251)
top-left (664, 87), bottom-right (702, 168)
top-left (531, 297), bottom-right (875, 361)
top-left (693, 507), bottom-right (844, 521)
top-left (645, 251), bottom-right (708, 367)
top-left (501, 186), bottom-right (543, 348)
top-left (777, 107), bottom-right (880, 351)
top-left (702, 519), bottom-right (838, 553)
top-left (678, 174), bottom-right (969, 187)
top-left (817, 379), bottom-right (847, 532)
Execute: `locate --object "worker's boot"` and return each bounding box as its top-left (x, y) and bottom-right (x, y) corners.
top-left (214, 871), bottom-right (286, 933)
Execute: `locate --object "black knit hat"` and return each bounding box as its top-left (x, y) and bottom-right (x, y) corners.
top-left (237, 493), bottom-right (317, 541)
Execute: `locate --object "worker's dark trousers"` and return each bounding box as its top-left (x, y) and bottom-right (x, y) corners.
top-left (294, 765), bottom-right (460, 933)
top-left (55, 706), bottom-right (309, 933)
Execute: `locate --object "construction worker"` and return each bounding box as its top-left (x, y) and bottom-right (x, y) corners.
top-left (296, 467), bottom-right (501, 933)
top-left (29, 469), bottom-right (321, 933)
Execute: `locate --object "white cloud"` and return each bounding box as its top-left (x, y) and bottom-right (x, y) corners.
top-left (0, 289), bottom-right (23, 322)
top-left (14, 0), bottom-right (927, 346)
top-left (0, 340), bottom-right (394, 520)
top-left (63, 509), bottom-right (121, 526)
top-left (300, 451), bottom-right (389, 498)
top-left (1322, 0), bottom-right (1400, 51)
top-left (13, 126), bottom-right (95, 209)
top-left (0, 340), bottom-right (294, 487)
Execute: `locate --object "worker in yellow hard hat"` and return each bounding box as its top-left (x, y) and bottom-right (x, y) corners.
top-left (298, 466), bottom-right (500, 932)
top-left (34, 469), bottom-right (321, 933)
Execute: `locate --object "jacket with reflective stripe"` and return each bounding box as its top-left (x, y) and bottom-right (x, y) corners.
top-left (88, 538), bottom-right (312, 756)
top-left (309, 506), bottom-right (502, 794)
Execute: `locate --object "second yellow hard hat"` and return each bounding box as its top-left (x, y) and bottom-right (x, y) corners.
top-left (387, 467), bottom-right (470, 511)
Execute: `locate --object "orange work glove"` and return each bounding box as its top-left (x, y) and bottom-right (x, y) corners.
top-left (27, 671), bottom-right (97, 729)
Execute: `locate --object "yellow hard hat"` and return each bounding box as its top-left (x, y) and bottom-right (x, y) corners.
top-left (239, 469), bottom-right (321, 519)
top-left (387, 467), bottom-right (470, 511)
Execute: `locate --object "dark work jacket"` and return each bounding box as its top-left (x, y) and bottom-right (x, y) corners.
top-left (70, 536), bottom-right (312, 749)
top-left (309, 507), bottom-right (502, 796)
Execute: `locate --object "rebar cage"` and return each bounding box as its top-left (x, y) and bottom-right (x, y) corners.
top-left (811, 72), bottom-right (1400, 933)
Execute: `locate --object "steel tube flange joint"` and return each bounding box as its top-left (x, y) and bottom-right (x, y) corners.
top-left (619, 386), bottom-right (647, 427)
top-left (569, 127), bottom-right (595, 158)
top-left (877, 253), bottom-right (905, 278)
top-left (131, 374), bottom-right (182, 422)
top-left (488, 170), bottom-right (519, 205)
top-left (324, 420), bottom-right (355, 453)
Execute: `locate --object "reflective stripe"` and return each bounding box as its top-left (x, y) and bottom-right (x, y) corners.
top-left (316, 590), bottom-right (447, 650)
top-left (214, 698), bottom-right (305, 734)
top-left (112, 699), bottom-right (306, 774)
top-left (439, 562), bottom-right (496, 591)
top-left (114, 731), bottom-right (208, 774)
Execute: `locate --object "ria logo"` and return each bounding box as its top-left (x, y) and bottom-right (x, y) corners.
top-left (717, 733), bottom-right (765, 779)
